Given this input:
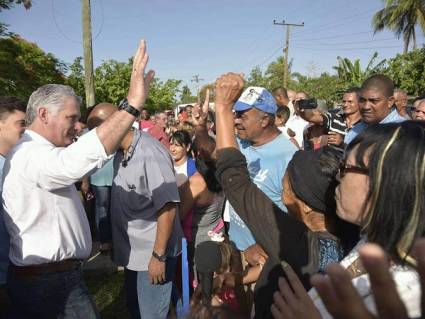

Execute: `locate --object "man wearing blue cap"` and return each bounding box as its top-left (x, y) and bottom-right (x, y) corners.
top-left (223, 86), bottom-right (297, 283)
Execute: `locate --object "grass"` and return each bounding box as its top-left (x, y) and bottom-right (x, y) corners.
top-left (84, 270), bottom-right (131, 319)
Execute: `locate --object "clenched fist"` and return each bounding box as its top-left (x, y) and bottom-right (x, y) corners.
top-left (215, 73), bottom-right (244, 108)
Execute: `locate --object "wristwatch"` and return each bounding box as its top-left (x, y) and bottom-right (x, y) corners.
top-left (118, 98), bottom-right (141, 118)
top-left (152, 251), bottom-right (167, 262)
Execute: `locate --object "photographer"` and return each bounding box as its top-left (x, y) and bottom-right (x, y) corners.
top-left (299, 88), bottom-right (362, 148)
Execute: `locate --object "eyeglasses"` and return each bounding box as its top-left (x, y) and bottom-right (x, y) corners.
top-left (339, 162), bottom-right (369, 178)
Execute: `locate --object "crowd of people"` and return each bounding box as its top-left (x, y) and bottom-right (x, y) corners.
top-left (0, 39), bottom-right (425, 319)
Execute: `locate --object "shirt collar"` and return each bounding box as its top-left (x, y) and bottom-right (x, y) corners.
top-left (380, 107), bottom-right (405, 124)
top-left (25, 129), bottom-right (56, 147)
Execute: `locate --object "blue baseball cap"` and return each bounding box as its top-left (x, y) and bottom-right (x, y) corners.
top-left (234, 87), bottom-right (277, 114)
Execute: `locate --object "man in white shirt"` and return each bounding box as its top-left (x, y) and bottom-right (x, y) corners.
top-left (285, 91), bottom-right (310, 148)
top-left (3, 40), bottom-right (155, 319)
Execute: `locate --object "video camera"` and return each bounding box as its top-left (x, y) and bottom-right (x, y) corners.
top-left (297, 98), bottom-right (318, 109)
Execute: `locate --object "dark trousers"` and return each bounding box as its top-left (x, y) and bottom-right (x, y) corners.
top-left (7, 267), bottom-right (100, 319)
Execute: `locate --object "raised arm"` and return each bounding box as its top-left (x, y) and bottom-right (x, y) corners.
top-left (214, 73), bottom-right (244, 151)
top-left (96, 40), bottom-right (155, 155)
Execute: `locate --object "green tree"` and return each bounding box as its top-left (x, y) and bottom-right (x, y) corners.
top-left (0, 36), bottom-right (66, 100)
top-left (93, 59), bottom-right (132, 105)
top-left (245, 66), bottom-right (269, 88)
top-left (372, 0), bottom-right (425, 53)
top-left (332, 52), bottom-right (386, 88)
top-left (180, 85), bottom-right (197, 104)
top-left (65, 57), bottom-right (85, 100)
top-left (145, 78), bottom-right (182, 111)
top-left (199, 83), bottom-right (215, 103)
top-left (384, 47), bottom-right (425, 96)
top-left (246, 57), bottom-right (294, 90)
top-left (292, 73), bottom-right (344, 107)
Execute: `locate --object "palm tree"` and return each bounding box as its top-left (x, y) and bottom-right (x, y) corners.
top-left (333, 52), bottom-right (387, 87)
top-left (372, 0), bottom-right (425, 54)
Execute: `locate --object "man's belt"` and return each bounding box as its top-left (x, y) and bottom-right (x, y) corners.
top-left (10, 259), bottom-right (83, 277)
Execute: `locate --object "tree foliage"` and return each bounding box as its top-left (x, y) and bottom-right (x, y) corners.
top-left (384, 46), bottom-right (425, 95)
top-left (372, 0), bottom-right (425, 53)
top-left (332, 52), bottom-right (386, 88)
top-left (245, 57), bottom-right (295, 90)
top-left (291, 73), bottom-right (344, 107)
top-left (66, 58), bottom-right (183, 110)
top-left (0, 36), bottom-right (66, 100)
top-left (180, 85), bottom-right (197, 104)
top-left (145, 78), bottom-right (182, 111)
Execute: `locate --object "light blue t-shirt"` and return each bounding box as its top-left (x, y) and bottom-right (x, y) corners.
top-left (345, 108), bottom-right (406, 145)
top-left (0, 155), bottom-right (9, 284)
top-left (228, 133), bottom-right (297, 251)
top-left (90, 157), bottom-right (114, 186)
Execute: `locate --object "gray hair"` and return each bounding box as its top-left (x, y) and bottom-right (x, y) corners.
top-left (26, 84), bottom-right (81, 125)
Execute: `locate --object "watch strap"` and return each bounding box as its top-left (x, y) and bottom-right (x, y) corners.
top-left (119, 99), bottom-right (141, 118)
top-left (152, 251), bottom-right (167, 262)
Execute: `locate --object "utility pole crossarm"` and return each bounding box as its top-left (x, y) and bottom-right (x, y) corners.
top-left (273, 20), bottom-right (304, 88)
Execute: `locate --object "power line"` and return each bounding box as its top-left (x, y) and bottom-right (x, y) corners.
top-left (292, 44), bottom-right (401, 51)
top-left (292, 30), bottom-right (373, 42)
top-left (292, 37), bottom-right (398, 46)
top-left (257, 45), bottom-right (285, 67)
top-left (51, 0), bottom-right (104, 43)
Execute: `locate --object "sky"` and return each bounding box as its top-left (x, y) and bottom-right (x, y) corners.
top-left (2, 0), bottom-right (425, 94)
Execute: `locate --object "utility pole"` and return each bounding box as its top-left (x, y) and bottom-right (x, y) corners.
top-left (273, 20), bottom-right (304, 88)
top-left (82, 0), bottom-right (95, 108)
top-left (191, 74), bottom-right (204, 102)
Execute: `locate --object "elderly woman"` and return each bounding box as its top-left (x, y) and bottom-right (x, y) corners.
top-left (271, 120), bottom-right (424, 319)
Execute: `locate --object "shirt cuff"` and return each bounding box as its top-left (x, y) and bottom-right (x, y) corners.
top-left (80, 128), bottom-right (114, 165)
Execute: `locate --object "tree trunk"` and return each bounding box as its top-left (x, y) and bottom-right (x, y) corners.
top-left (403, 39), bottom-right (409, 54)
top-left (413, 29), bottom-right (417, 50)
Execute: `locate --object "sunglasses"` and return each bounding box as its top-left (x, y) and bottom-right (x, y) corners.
top-left (339, 162), bottom-right (369, 178)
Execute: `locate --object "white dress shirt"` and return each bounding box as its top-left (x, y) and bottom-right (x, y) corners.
top-left (2, 129), bottom-right (112, 266)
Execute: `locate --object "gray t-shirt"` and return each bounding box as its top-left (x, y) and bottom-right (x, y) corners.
top-left (111, 130), bottom-right (182, 271)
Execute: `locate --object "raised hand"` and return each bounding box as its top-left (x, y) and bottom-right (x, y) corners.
top-left (192, 89), bottom-right (210, 127)
top-left (271, 262), bottom-right (322, 319)
top-left (215, 73), bottom-right (244, 109)
top-left (310, 243), bottom-right (410, 319)
top-left (127, 39), bottom-right (155, 109)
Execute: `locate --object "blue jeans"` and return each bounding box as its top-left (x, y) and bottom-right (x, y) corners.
top-left (125, 257), bottom-right (177, 319)
top-left (91, 185), bottom-right (112, 243)
top-left (7, 267), bottom-right (100, 319)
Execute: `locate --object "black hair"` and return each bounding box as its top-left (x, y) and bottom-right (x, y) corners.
top-left (361, 74), bottom-right (394, 98)
top-left (347, 121), bottom-right (425, 264)
top-left (276, 105), bottom-right (290, 120)
top-left (344, 87), bottom-right (362, 101)
top-left (170, 129), bottom-right (192, 150)
top-left (272, 87), bottom-right (289, 99)
top-left (0, 96), bottom-right (26, 121)
top-left (192, 136), bottom-right (222, 193)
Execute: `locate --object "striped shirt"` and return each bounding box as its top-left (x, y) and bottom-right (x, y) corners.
top-left (322, 109), bottom-right (352, 136)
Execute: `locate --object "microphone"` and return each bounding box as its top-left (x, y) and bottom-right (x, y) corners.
top-left (194, 241), bottom-right (223, 303)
